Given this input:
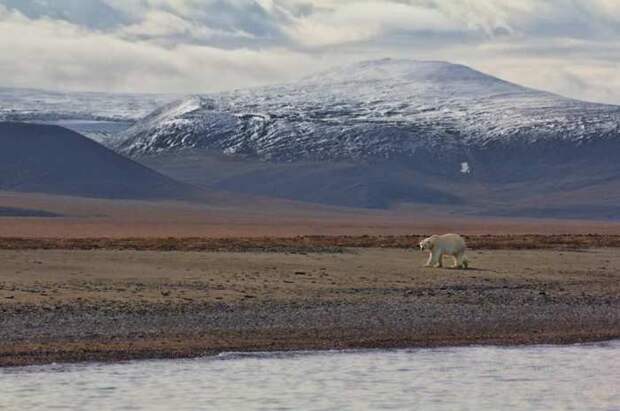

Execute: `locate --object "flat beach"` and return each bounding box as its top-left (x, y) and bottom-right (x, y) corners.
top-left (1, 235), bottom-right (619, 367)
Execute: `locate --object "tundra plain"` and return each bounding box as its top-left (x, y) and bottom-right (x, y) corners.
top-left (1, 234), bottom-right (619, 366)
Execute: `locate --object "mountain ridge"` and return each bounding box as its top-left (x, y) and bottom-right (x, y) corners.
top-left (0, 87), bottom-right (178, 122)
top-left (117, 59), bottom-right (620, 167)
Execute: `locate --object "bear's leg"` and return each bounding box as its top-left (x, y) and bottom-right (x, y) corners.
top-left (452, 254), bottom-right (460, 268)
top-left (457, 252), bottom-right (469, 269)
top-left (435, 252), bottom-right (443, 268)
top-left (425, 253), bottom-right (433, 267)
top-left (426, 251), bottom-right (437, 267)
top-left (455, 252), bottom-right (465, 268)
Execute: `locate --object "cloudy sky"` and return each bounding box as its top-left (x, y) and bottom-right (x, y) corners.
top-left (0, 0), bottom-right (619, 104)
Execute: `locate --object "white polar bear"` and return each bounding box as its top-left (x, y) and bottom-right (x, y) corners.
top-left (419, 233), bottom-right (469, 269)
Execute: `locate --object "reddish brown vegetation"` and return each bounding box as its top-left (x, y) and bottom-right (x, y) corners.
top-left (1, 234), bottom-right (619, 252)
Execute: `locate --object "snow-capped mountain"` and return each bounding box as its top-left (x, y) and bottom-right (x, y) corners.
top-left (118, 59), bottom-right (620, 172)
top-left (71, 58), bottom-right (620, 214)
top-left (0, 87), bottom-right (179, 121)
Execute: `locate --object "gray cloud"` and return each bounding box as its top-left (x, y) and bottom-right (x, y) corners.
top-left (0, 0), bottom-right (619, 104)
top-left (1, 0), bottom-right (130, 29)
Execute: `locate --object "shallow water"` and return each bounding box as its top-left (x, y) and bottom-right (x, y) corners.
top-left (1, 341), bottom-right (619, 411)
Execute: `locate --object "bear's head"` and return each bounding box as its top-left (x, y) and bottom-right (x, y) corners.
top-left (419, 235), bottom-right (438, 250)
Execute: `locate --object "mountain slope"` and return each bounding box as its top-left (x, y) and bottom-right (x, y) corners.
top-left (115, 59), bottom-right (620, 214)
top-left (0, 122), bottom-right (195, 200)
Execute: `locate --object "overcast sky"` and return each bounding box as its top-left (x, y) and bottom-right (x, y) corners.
top-left (0, 0), bottom-right (619, 104)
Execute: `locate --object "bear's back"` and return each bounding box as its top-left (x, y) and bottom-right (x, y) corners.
top-left (436, 233), bottom-right (466, 253)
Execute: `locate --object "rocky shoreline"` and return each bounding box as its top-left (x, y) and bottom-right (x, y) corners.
top-left (1, 301), bottom-right (618, 367)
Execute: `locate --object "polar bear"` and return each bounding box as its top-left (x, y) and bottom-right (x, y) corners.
top-left (419, 233), bottom-right (469, 269)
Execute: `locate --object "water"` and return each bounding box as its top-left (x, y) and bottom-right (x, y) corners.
top-left (1, 341), bottom-right (619, 411)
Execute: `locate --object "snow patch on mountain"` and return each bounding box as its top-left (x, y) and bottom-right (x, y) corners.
top-left (460, 162), bottom-right (471, 174)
